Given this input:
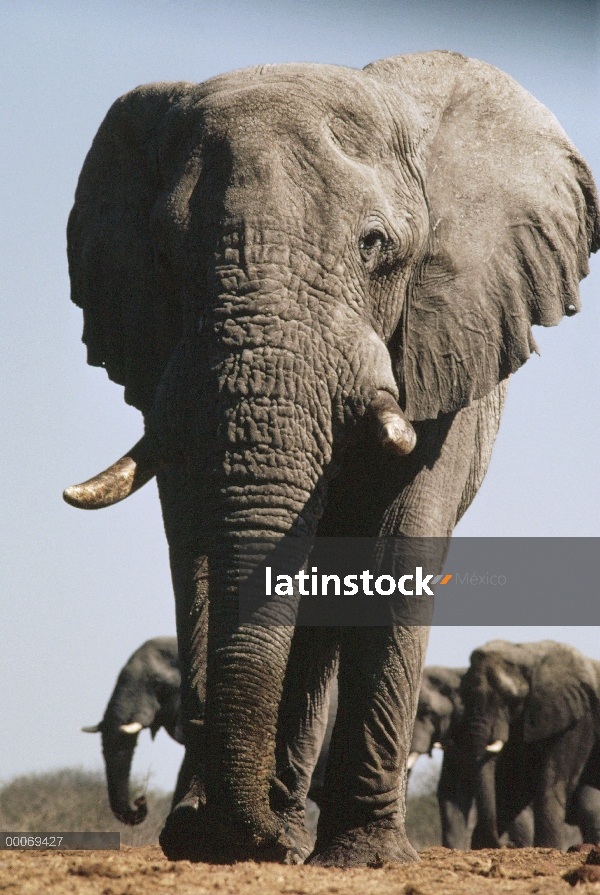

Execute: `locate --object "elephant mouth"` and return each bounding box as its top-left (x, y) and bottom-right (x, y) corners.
top-left (62, 390), bottom-right (416, 511)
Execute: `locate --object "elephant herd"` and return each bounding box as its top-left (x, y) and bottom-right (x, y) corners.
top-left (84, 636), bottom-right (600, 852)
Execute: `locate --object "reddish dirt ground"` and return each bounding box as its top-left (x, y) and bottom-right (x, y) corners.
top-left (3, 846), bottom-right (600, 894)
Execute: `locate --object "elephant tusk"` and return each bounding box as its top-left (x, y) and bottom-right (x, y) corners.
top-left (486, 739), bottom-right (504, 753)
top-left (63, 435), bottom-right (160, 510)
top-left (368, 391), bottom-right (416, 456)
top-left (81, 725), bottom-right (101, 733)
top-left (120, 721), bottom-right (144, 735)
top-left (407, 751), bottom-right (420, 770)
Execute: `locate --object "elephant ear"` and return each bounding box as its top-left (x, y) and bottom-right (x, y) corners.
top-left (366, 51), bottom-right (600, 420)
top-left (67, 82), bottom-right (192, 414)
top-left (523, 644), bottom-right (598, 742)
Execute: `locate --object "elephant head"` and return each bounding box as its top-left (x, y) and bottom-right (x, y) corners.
top-left (82, 638), bottom-right (183, 825)
top-left (407, 666), bottom-right (466, 771)
top-left (460, 640), bottom-right (600, 847)
top-left (64, 52), bottom-right (598, 864)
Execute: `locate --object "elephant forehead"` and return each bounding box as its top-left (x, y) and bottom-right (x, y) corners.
top-left (194, 72), bottom-right (400, 170)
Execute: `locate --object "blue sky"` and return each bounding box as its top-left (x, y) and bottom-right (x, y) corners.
top-left (1, 0), bottom-right (598, 793)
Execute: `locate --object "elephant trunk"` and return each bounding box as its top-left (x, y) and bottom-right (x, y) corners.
top-left (101, 728), bottom-right (148, 825)
top-left (472, 756), bottom-right (501, 848)
top-left (200, 467), bottom-right (322, 858)
top-left (467, 714), bottom-right (494, 761)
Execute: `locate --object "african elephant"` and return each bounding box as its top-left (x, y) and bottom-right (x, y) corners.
top-left (460, 640), bottom-right (600, 850)
top-left (408, 666), bottom-right (466, 771)
top-left (406, 665), bottom-right (533, 849)
top-left (63, 51), bottom-right (598, 866)
top-left (82, 637), bottom-right (186, 825)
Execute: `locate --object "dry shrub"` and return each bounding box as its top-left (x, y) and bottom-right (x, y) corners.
top-left (0, 765), bottom-right (442, 851)
top-left (405, 762), bottom-right (442, 850)
top-left (0, 768), bottom-right (172, 846)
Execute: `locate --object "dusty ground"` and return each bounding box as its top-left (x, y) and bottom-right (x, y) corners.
top-left (3, 846), bottom-right (600, 894)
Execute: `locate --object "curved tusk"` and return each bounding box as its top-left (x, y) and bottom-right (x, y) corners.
top-left (486, 739), bottom-right (504, 753)
top-left (63, 435), bottom-right (160, 510)
top-left (81, 725), bottom-right (101, 734)
top-left (120, 721), bottom-right (144, 735)
top-left (433, 742), bottom-right (443, 750)
top-left (407, 751), bottom-right (420, 770)
top-left (368, 391), bottom-right (416, 456)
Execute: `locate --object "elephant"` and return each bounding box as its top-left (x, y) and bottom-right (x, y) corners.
top-left (62, 50), bottom-right (598, 866)
top-left (459, 640), bottom-right (600, 850)
top-left (406, 665), bottom-right (533, 849)
top-left (409, 664), bottom-right (599, 850)
top-left (407, 666), bottom-right (466, 771)
top-left (82, 637), bottom-right (187, 825)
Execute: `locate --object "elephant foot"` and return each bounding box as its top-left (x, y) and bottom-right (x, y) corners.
top-left (160, 798), bottom-right (295, 864)
top-left (308, 818), bottom-right (419, 868)
top-left (276, 808), bottom-right (316, 864)
top-left (159, 798), bottom-right (205, 862)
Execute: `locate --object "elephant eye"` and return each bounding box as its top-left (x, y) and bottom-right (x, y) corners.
top-left (359, 228), bottom-right (387, 259)
top-left (359, 224), bottom-right (397, 273)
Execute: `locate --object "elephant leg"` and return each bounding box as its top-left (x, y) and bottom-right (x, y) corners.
top-left (533, 785), bottom-right (569, 849)
top-left (273, 626), bottom-right (340, 862)
top-left (311, 624), bottom-right (429, 866)
top-left (505, 806), bottom-right (535, 848)
top-left (159, 543), bottom-right (209, 859)
top-left (438, 744), bottom-right (477, 849)
top-left (572, 785), bottom-right (600, 845)
top-left (534, 718), bottom-right (596, 849)
top-left (310, 390), bottom-right (502, 867)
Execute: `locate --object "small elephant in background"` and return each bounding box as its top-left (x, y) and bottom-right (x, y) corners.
top-left (405, 665), bottom-right (532, 849)
top-left (459, 640), bottom-right (600, 850)
top-left (407, 666), bottom-right (466, 771)
top-left (83, 637), bottom-right (187, 825)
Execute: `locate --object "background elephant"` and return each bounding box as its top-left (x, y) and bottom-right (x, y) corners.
top-left (82, 637), bottom-right (187, 825)
top-left (406, 666), bottom-right (533, 849)
top-left (63, 51), bottom-right (598, 866)
top-left (408, 666), bottom-right (466, 771)
top-left (460, 640), bottom-right (600, 850)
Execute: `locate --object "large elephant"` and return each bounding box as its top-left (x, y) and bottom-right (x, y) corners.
top-left (63, 51), bottom-right (598, 866)
top-left (460, 640), bottom-right (600, 850)
top-left (82, 637), bottom-right (187, 825)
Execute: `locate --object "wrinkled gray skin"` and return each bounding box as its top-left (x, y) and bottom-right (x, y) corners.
top-left (82, 638), bottom-right (188, 825)
top-left (460, 640), bottom-right (600, 850)
top-left (65, 51), bottom-right (598, 865)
